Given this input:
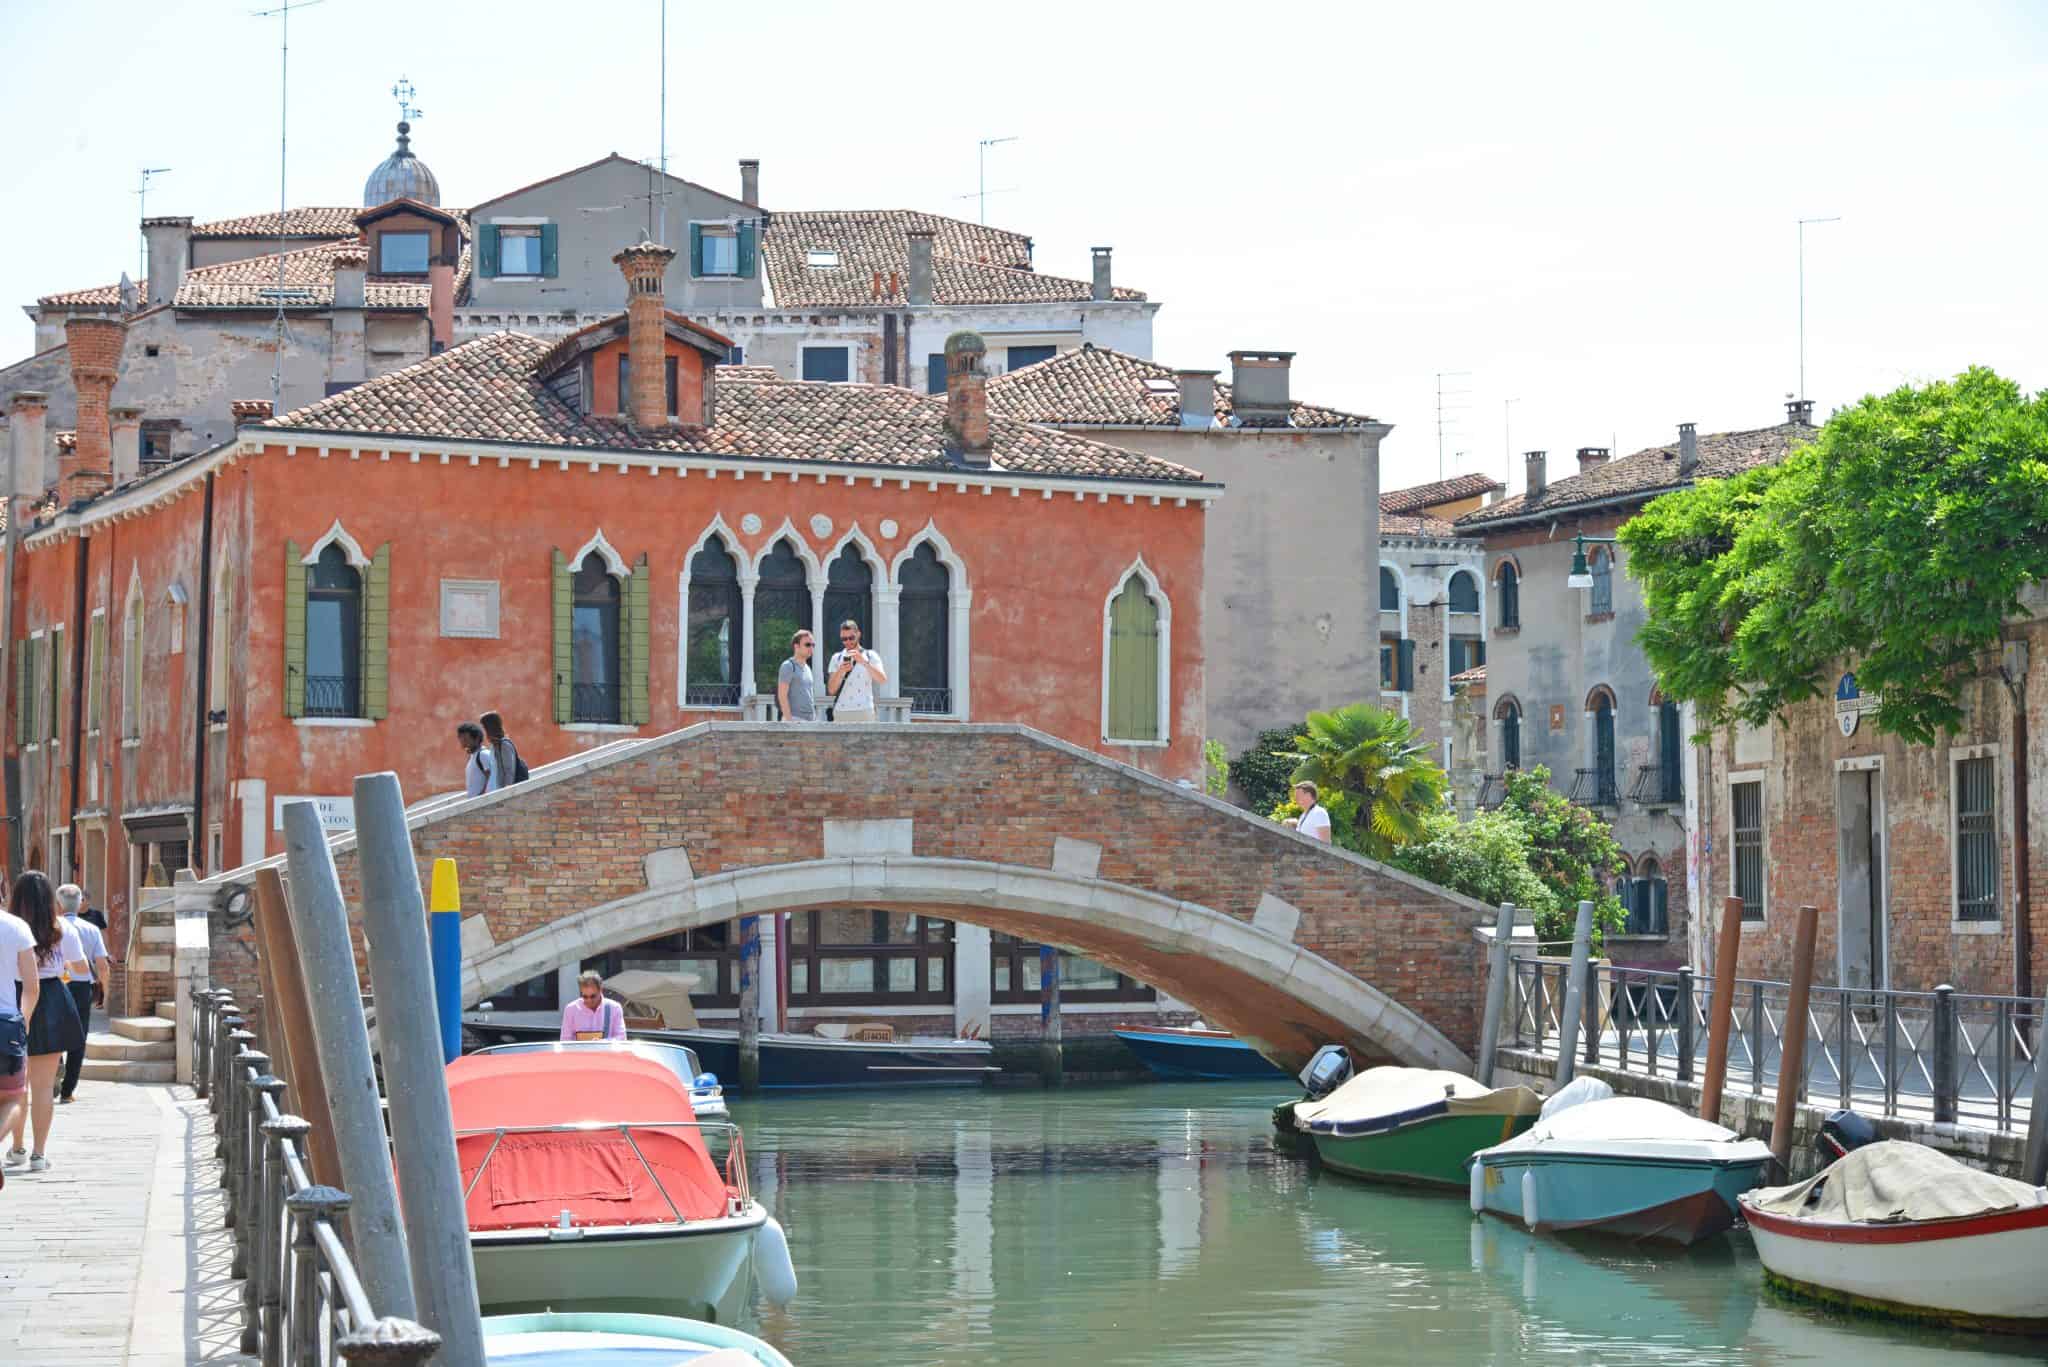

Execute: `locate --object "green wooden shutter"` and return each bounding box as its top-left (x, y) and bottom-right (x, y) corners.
top-left (540, 223), bottom-right (559, 278)
top-left (477, 224), bottom-right (500, 279)
top-left (283, 539), bottom-right (306, 718)
top-left (625, 553), bottom-right (650, 725)
top-left (50, 626), bottom-right (65, 743)
top-left (1396, 639), bottom-right (1416, 693)
top-left (688, 223), bottom-right (704, 277)
top-left (87, 614), bottom-right (106, 732)
top-left (1106, 578), bottom-right (1159, 741)
top-left (15, 642), bottom-right (28, 745)
top-left (362, 543), bottom-right (391, 719)
top-left (552, 549), bottom-right (572, 724)
top-left (737, 221), bottom-right (758, 279)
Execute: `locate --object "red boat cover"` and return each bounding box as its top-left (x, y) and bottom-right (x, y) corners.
top-left (446, 1051), bottom-right (730, 1232)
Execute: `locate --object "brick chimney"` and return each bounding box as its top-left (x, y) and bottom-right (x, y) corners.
top-left (231, 400), bottom-right (274, 425)
top-left (1175, 369), bottom-right (1218, 429)
top-left (1091, 246), bottom-right (1113, 301)
top-left (109, 406), bottom-right (143, 485)
top-left (142, 216), bottom-right (193, 309)
top-left (942, 330), bottom-right (991, 467)
top-left (1524, 450), bottom-right (1547, 500)
top-left (1785, 398), bottom-right (1814, 426)
top-left (907, 231), bottom-right (934, 307)
top-left (1228, 350), bottom-right (1294, 424)
top-left (739, 158), bottom-right (760, 205)
top-left (428, 234), bottom-right (456, 354)
top-left (1677, 422), bottom-right (1699, 478)
top-left (1576, 446), bottom-right (1609, 472)
top-left (613, 240), bottom-right (679, 428)
top-left (61, 316), bottom-right (125, 504)
top-left (8, 391), bottom-right (49, 498)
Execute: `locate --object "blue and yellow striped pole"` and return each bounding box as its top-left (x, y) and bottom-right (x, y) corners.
top-left (428, 858), bottom-right (464, 1063)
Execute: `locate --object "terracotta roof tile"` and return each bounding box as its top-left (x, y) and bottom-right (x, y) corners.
top-left (985, 344), bottom-right (1374, 430)
top-left (1382, 472), bottom-right (1503, 514)
top-left (1379, 513), bottom-right (1462, 538)
top-left (262, 330), bottom-right (1205, 484)
top-left (172, 237), bottom-right (471, 311)
top-left (190, 207), bottom-right (366, 239)
top-left (763, 210), bottom-right (1146, 308)
top-left (37, 280), bottom-right (138, 309)
top-left (1456, 421), bottom-right (1815, 529)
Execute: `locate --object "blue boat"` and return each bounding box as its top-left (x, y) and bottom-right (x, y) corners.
top-left (1112, 1025), bottom-right (1289, 1081)
top-left (483, 1311), bottom-right (790, 1365)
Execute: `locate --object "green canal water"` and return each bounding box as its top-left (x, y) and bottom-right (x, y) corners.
top-left (730, 1081), bottom-right (2041, 1366)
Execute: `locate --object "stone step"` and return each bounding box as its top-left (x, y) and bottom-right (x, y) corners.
top-left (155, 1000), bottom-right (176, 1020)
top-left (79, 1058), bottom-right (175, 1084)
top-left (86, 1031), bottom-right (174, 1063)
top-left (111, 1016), bottom-right (174, 1044)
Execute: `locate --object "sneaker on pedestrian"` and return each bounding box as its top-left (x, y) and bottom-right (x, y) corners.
top-left (58, 1094), bottom-right (75, 1105)
top-left (28, 1154), bottom-right (50, 1173)
top-left (3, 1147), bottom-right (25, 1166)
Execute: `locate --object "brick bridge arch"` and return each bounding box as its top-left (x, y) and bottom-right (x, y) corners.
top-left (234, 725), bottom-right (1493, 1072)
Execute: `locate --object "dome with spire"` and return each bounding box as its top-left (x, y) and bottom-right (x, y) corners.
top-left (364, 120), bottom-right (440, 207)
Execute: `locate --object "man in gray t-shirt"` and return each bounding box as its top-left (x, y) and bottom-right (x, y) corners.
top-left (777, 630), bottom-right (819, 720)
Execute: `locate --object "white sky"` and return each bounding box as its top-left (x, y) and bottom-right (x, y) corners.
top-left (4, 0), bottom-right (2044, 494)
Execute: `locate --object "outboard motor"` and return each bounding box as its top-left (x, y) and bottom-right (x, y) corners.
top-left (1299, 1044), bottom-right (1353, 1100)
top-left (1816, 1109), bottom-right (1881, 1163)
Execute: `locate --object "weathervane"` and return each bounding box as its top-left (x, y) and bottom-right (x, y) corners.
top-left (392, 76), bottom-right (423, 123)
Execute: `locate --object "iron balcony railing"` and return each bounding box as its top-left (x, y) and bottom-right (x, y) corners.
top-left (685, 683), bottom-right (743, 708)
top-left (193, 988), bottom-right (440, 1365)
top-left (1568, 768), bottom-right (1620, 809)
top-left (1501, 956), bottom-right (2040, 1134)
top-left (303, 674), bottom-right (359, 719)
top-left (1628, 763), bottom-right (1682, 806)
top-left (571, 680), bottom-right (622, 724)
top-left (905, 686), bottom-right (953, 715)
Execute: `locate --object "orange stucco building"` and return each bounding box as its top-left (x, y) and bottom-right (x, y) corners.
top-left (1, 242), bottom-right (1214, 1012)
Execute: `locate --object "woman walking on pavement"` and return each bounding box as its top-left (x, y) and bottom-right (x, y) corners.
top-left (5, 871), bottom-right (87, 1174)
top-left (0, 895), bottom-right (36, 1189)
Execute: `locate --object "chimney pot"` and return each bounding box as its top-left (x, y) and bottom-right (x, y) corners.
top-left (1227, 350), bottom-right (1295, 424)
top-left (8, 391), bottom-right (50, 499)
top-left (1090, 246), bottom-right (1113, 302)
top-left (1524, 450), bottom-right (1548, 500)
top-left (109, 405), bottom-right (143, 485)
top-left (141, 215), bottom-right (193, 310)
top-left (1677, 422), bottom-right (1699, 478)
top-left (1786, 397), bottom-right (1814, 426)
top-left (942, 331), bottom-right (991, 466)
top-left (907, 231), bottom-right (934, 307)
top-left (231, 400), bottom-right (274, 424)
top-left (1174, 369), bottom-right (1218, 429)
top-left (613, 240), bottom-right (681, 428)
top-left (62, 317), bottom-right (126, 504)
top-left (739, 158), bottom-right (760, 205)
top-left (1576, 446), bottom-right (1610, 472)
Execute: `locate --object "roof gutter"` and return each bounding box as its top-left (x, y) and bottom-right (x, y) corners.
top-left (1456, 483), bottom-right (1689, 535)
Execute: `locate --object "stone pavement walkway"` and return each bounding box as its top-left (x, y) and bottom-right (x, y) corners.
top-left (0, 1082), bottom-right (250, 1366)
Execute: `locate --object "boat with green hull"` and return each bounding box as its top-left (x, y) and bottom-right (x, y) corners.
top-left (1291, 1066), bottom-right (1542, 1189)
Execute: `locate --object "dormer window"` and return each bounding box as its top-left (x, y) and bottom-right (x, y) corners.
top-left (688, 221), bottom-right (757, 279)
top-left (378, 231), bottom-right (430, 274)
top-left (498, 227), bottom-right (542, 276)
top-left (700, 229), bottom-right (739, 277)
top-left (806, 249), bottom-right (840, 268)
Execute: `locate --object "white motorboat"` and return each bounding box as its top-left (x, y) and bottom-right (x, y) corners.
top-left (472, 1039), bottom-right (728, 1121)
top-left (1741, 1140), bottom-right (2048, 1332)
top-left (449, 1049), bottom-right (795, 1323)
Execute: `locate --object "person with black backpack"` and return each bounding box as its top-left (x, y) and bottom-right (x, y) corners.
top-left (481, 711), bottom-right (529, 788)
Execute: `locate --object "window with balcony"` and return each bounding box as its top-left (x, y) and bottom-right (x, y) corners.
top-left (684, 535), bottom-right (743, 707)
top-left (304, 545), bottom-right (362, 718)
top-left (898, 542), bottom-right (953, 715)
top-left (570, 553), bottom-right (623, 724)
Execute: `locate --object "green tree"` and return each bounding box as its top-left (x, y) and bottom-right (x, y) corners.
top-left (1283, 703), bottom-right (1447, 860)
top-left (1499, 766), bottom-right (1627, 946)
top-left (1232, 725), bottom-right (1305, 815)
top-left (1201, 740), bottom-right (1230, 798)
top-left (1389, 809), bottom-right (1558, 920)
top-left (1620, 368), bottom-right (2048, 743)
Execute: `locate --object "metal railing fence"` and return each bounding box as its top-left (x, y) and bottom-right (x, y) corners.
top-left (194, 988), bottom-right (441, 1366)
top-left (1504, 956), bottom-right (2040, 1133)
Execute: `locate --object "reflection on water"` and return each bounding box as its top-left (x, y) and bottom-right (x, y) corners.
top-left (728, 1083), bottom-right (2041, 1366)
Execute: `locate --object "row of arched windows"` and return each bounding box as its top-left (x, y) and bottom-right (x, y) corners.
top-left (1379, 566), bottom-right (1483, 614)
top-left (1491, 691), bottom-right (1683, 814)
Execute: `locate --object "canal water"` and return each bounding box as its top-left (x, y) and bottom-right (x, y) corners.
top-left (731, 1081), bottom-right (2041, 1366)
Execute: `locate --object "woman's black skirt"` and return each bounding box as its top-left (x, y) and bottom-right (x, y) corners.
top-left (19, 977), bottom-right (83, 1057)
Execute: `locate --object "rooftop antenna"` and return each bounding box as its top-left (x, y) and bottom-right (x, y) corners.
top-left (136, 167), bottom-right (172, 283)
top-left (1434, 370), bottom-right (1470, 483)
top-left (657, 0), bottom-right (667, 243)
top-left (970, 136), bottom-right (1017, 225)
top-left (1797, 215), bottom-right (1841, 404)
top-left (252, 0), bottom-right (324, 405)
top-left (1502, 397), bottom-right (1520, 486)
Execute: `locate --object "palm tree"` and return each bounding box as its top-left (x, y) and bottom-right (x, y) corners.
top-left (1288, 703), bottom-right (1447, 859)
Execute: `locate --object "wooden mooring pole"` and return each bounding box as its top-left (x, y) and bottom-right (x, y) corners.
top-left (1769, 905), bottom-right (1820, 1171)
top-left (1475, 903), bottom-right (1517, 1086)
top-left (250, 867), bottom-right (343, 1190)
top-left (1039, 945), bottom-right (1063, 1087)
top-left (1553, 901), bottom-right (1594, 1088)
top-left (737, 914), bottom-right (762, 1094)
top-left (1699, 896), bottom-right (1746, 1124)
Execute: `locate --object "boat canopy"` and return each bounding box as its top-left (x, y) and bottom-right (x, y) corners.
top-left (1486, 1096), bottom-right (1739, 1151)
top-left (601, 969), bottom-right (702, 1030)
top-left (1293, 1066), bottom-right (1541, 1134)
top-left (1747, 1139), bottom-right (2047, 1224)
top-left (448, 1052), bottom-right (728, 1231)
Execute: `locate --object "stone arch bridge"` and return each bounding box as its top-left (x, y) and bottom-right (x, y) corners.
top-left (217, 725), bottom-right (1492, 1072)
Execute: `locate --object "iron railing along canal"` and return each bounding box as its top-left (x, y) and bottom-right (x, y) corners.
top-left (193, 987), bottom-right (441, 1365)
top-left (1503, 956), bottom-right (2040, 1133)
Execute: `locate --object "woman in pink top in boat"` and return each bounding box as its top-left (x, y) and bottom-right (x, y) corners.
top-left (560, 970), bottom-right (628, 1042)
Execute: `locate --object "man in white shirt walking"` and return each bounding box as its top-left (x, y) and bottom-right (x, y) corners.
top-left (1286, 781), bottom-right (1333, 844)
top-left (457, 721), bottom-right (495, 797)
top-left (56, 884), bottom-right (109, 1104)
top-left (826, 620), bottom-right (887, 723)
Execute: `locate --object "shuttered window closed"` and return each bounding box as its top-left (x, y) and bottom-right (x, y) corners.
top-left (1106, 574), bottom-right (1160, 743)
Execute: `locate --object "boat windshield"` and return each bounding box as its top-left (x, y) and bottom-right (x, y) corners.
top-left (475, 1040), bottom-right (711, 1090)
